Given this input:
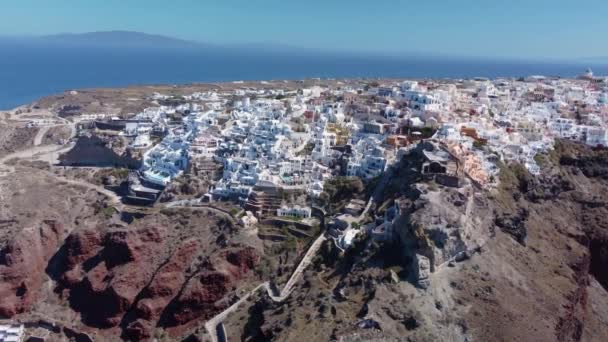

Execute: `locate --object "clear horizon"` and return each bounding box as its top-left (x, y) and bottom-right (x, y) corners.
top-left (2, 0), bottom-right (608, 60)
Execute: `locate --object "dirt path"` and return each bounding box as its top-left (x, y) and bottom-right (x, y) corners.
top-left (32, 122), bottom-right (74, 146)
top-left (0, 146), bottom-right (122, 208)
top-left (0, 143), bottom-right (72, 174)
top-left (0, 108), bottom-right (76, 173)
top-left (53, 172), bottom-right (122, 207)
top-left (0, 124), bottom-right (122, 209)
top-left (33, 125), bottom-right (52, 146)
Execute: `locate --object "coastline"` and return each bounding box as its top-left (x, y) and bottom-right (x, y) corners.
top-left (3, 72), bottom-right (606, 114)
top-left (2, 43), bottom-right (607, 111)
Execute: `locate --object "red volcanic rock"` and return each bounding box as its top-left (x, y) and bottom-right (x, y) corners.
top-left (54, 227), bottom-right (260, 337)
top-left (161, 247), bottom-right (260, 328)
top-left (62, 266), bottom-right (85, 287)
top-left (124, 319), bottom-right (154, 341)
top-left (103, 230), bottom-right (140, 267)
top-left (86, 262), bottom-right (112, 293)
top-left (135, 239), bottom-right (200, 321)
top-left (166, 271), bottom-right (231, 325)
top-left (101, 226), bottom-right (162, 268)
top-left (74, 259), bottom-right (142, 327)
top-left (119, 239), bottom-right (202, 339)
top-left (59, 228), bottom-right (103, 286)
top-left (198, 272), bottom-right (232, 302)
top-left (0, 220), bottom-right (65, 317)
top-left (63, 229), bottom-right (102, 267)
top-left (225, 247), bottom-right (260, 277)
top-left (58, 226), bottom-right (165, 327)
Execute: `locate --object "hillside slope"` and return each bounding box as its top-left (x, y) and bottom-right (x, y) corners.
top-left (229, 140), bottom-right (608, 342)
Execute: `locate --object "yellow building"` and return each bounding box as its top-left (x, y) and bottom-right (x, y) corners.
top-left (326, 123), bottom-right (350, 146)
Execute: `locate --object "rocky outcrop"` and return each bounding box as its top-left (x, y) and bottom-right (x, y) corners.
top-left (0, 220), bottom-right (65, 317)
top-left (494, 208), bottom-right (528, 245)
top-left (59, 229), bottom-right (103, 286)
top-left (161, 247), bottom-right (260, 328)
top-left (411, 254), bottom-right (431, 289)
top-left (395, 182), bottom-right (493, 284)
top-left (224, 247), bottom-right (260, 278)
top-left (56, 226), bottom-right (165, 327)
top-left (123, 239), bottom-right (200, 340)
top-left (48, 224), bottom-right (260, 340)
top-left (556, 254), bottom-right (590, 342)
top-left (163, 271), bottom-right (232, 326)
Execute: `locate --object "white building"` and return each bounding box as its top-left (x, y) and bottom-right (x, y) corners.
top-left (239, 211), bottom-right (258, 228)
top-left (0, 324), bottom-right (24, 342)
top-left (277, 205), bottom-right (312, 219)
top-left (130, 133), bottom-right (153, 149)
top-left (141, 132), bottom-right (191, 186)
top-left (347, 136), bottom-right (387, 180)
top-left (549, 118), bottom-right (577, 139)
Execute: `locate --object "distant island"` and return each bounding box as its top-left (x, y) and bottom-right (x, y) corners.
top-left (0, 30), bottom-right (605, 63)
top-left (39, 30), bottom-right (199, 47)
top-left (1, 30), bottom-right (201, 49)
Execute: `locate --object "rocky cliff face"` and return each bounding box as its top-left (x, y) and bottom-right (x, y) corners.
top-left (54, 226), bottom-right (166, 328)
top-left (393, 140), bottom-right (608, 341)
top-left (0, 173), bottom-right (261, 342)
top-left (123, 238), bottom-right (200, 339)
top-left (0, 220), bottom-right (65, 317)
top-left (46, 220), bottom-right (259, 340)
top-left (233, 140), bottom-right (608, 342)
top-left (385, 146), bottom-right (494, 288)
top-left (159, 247), bottom-right (260, 330)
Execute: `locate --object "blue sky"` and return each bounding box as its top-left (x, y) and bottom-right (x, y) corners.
top-left (1, 0), bottom-right (607, 59)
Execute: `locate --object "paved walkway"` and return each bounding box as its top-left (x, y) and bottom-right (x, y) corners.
top-left (204, 283), bottom-right (267, 342)
top-left (204, 233), bottom-right (327, 342)
top-left (268, 233), bottom-right (327, 301)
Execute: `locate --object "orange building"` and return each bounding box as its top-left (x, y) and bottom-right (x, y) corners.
top-left (460, 126), bottom-right (479, 140)
top-left (386, 135), bottom-right (409, 147)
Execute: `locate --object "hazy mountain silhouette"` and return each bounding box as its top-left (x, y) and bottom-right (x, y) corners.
top-left (5, 30), bottom-right (600, 63)
top-left (0, 31), bottom-right (205, 49)
top-left (43, 31), bottom-right (198, 46)
top-left (2, 30), bottom-right (383, 59)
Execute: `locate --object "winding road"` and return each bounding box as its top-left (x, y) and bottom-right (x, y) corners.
top-left (204, 233), bottom-right (327, 342)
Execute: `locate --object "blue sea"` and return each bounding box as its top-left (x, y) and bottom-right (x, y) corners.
top-left (1, 43), bottom-right (606, 110)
